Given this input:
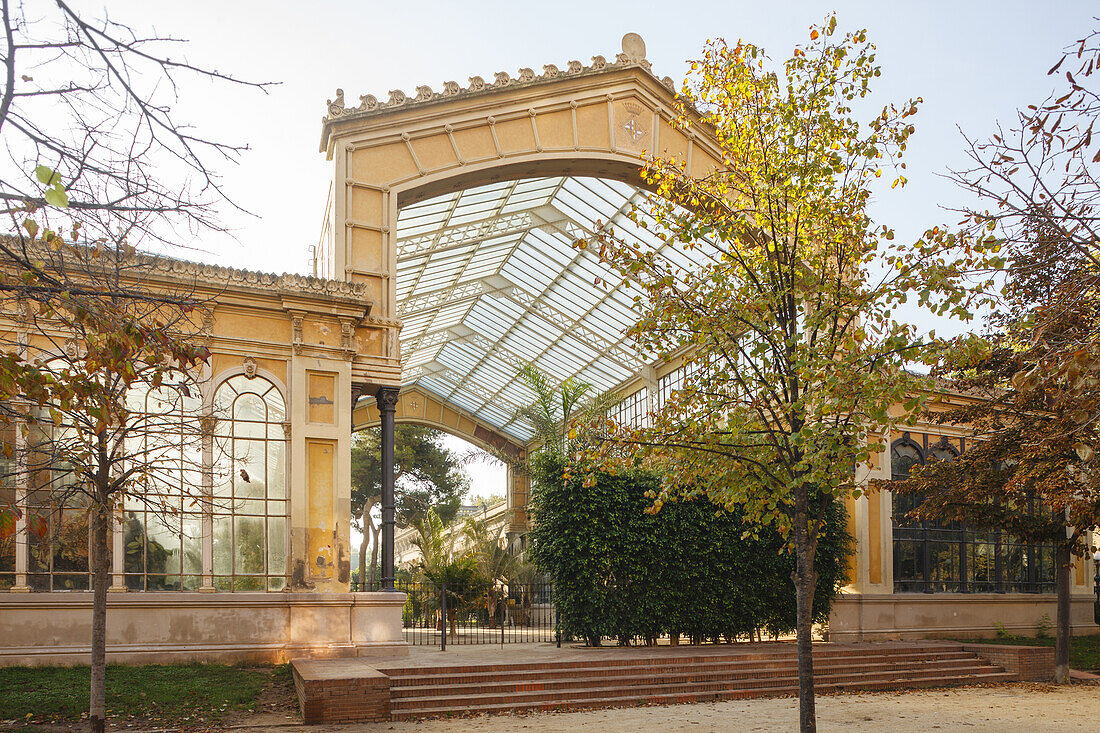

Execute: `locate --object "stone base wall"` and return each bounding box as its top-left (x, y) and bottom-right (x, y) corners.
top-left (962, 643), bottom-right (1055, 681)
top-left (0, 591), bottom-right (408, 666)
top-left (830, 593), bottom-right (1098, 642)
top-left (292, 659), bottom-right (390, 724)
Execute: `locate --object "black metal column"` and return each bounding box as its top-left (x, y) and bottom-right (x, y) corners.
top-left (376, 387), bottom-right (399, 591)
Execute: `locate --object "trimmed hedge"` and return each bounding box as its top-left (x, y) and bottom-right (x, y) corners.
top-left (527, 454), bottom-right (853, 646)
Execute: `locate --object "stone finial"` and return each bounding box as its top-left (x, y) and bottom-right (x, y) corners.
top-left (326, 88), bottom-right (345, 118)
top-left (517, 67), bottom-right (535, 82)
top-left (468, 75), bottom-right (486, 91)
top-left (494, 71), bottom-right (512, 86)
top-left (387, 89), bottom-right (407, 105)
top-left (543, 64), bottom-right (561, 78)
top-left (591, 55), bottom-right (607, 70)
top-left (662, 76), bottom-right (675, 90)
top-left (621, 32), bottom-right (647, 63)
top-left (442, 81), bottom-right (461, 96)
top-left (415, 85), bottom-right (434, 101)
top-left (567, 60), bottom-right (583, 74)
top-left (358, 94), bottom-right (379, 111)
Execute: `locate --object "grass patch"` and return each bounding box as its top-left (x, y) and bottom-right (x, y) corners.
top-left (0, 663), bottom-right (290, 723)
top-left (964, 634), bottom-right (1100, 671)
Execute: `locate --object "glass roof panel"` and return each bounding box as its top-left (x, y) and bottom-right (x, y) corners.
top-left (395, 175), bottom-right (718, 441)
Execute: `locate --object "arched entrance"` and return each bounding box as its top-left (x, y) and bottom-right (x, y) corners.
top-left (321, 35), bottom-right (725, 591)
top-left (317, 36), bottom-right (724, 318)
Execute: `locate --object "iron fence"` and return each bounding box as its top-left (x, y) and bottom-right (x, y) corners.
top-left (358, 579), bottom-right (556, 647)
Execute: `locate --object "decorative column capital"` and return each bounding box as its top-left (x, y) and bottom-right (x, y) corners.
top-left (375, 386), bottom-right (399, 412)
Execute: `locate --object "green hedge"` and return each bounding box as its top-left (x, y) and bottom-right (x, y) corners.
top-left (527, 454), bottom-right (853, 646)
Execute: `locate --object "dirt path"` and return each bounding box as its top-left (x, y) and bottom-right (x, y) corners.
top-left (268, 683), bottom-right (1099, 733)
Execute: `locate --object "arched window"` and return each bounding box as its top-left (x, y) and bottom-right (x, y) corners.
top-left (891, 433), bottom-right (1053, 594)
top-left (212, 375), bottom-right (287, 591)
top-left (890, 435), bottom-right (926, 592)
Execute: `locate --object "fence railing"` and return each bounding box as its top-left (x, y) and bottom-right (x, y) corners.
top-left (357, 579), bottom-right (556, 647)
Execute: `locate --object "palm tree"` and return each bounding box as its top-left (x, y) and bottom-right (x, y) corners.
top-left (411, 508), bottom-right (487, 638)
top-left (515, 363), bottom-right (617, 455)
top-left (462, 516), bottom-right (516, 627)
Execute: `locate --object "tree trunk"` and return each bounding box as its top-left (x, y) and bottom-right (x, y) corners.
top-left (90, 498), bottom-right (110, 733)
top-left (1054, 543), bottom-right (1072, 683)
top-left (793, 504), bottom-right (818, 733)
top-left (369, 524), bottom-right (380, 588)
top-left (358, 497), bottom-right (377, 591)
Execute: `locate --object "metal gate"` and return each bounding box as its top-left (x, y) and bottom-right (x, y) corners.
top-left (361, 580), bottom-right (556, 647)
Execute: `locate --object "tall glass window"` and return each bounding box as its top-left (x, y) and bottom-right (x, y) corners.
top-left (122, 375), bottom-right (204, 591)
top-left (0, 424), bottom-right (15, 589)
top-left (891, 434), bottom-right (1054, 593)
top-left (24, 416), bottom-right (92, 591)
top-left (212, 375), bottom-right (287, 591)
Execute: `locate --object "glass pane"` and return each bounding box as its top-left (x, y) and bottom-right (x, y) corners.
top-left (28, 531), bottom-right (50, 574)
top-left (266, 392), bottom-right (285, 423)
top-left (212, 515), bottom-right (232, 575)
top-left (234, 516), bottom-right (265, 574)
top-left (267, 517), bottom-right (286, 575)
top-left (234, 440), bottom-right (266, 497)
top-left (235, 499), bottom-right (265, 515)
top-left (234, 576), bottom-right (265, 591)
top-left (267, 441), bottom-right (285, 499)
top-left (212, 450), bottom-right (233, 499)
top-left (54, 509), bottom-right (89, 575)
top-left (147, 574), bottom-right (172, 591)
top-left (181, 515), bottom-right (202, 575)
top-left (0, 486), bottom-right (14, 575)
top-left (234, 394), bottom-right (267, 426)
top-left (233, 419), bottom-right (265, 440)
top-left (54, 573), bottom-right (88, 591)
top-left (146, 515), bottom-right (181, 576)
top-left (123, 512), bottom-right (146, 574)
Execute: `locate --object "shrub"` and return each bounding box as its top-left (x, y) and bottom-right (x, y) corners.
top-left (527, 454), bottom-right (854, 645)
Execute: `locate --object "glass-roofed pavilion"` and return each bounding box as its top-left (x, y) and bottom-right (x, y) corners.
top-left (2, 33), bottom-right (1092, 671)
top-left (317, 32), bottom-right (1099, 646)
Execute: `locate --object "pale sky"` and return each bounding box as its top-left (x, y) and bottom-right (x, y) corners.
top-left (72, 0), bottom-right (1099, 516)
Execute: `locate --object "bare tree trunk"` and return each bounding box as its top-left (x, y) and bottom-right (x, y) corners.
top-left (358, 497), bottom-right (377, 591)
top-left (90, 494), bottom-right (110, 733)
top-left (1054, 543), bottom-right (1071, 683)
top-left (793, 502), bottom-right (818, 733)
top-left (369, 524), bottom-right (380, 588)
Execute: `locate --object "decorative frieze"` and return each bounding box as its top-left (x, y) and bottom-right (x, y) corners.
top-left (322, 34), bottom-right (659, 122)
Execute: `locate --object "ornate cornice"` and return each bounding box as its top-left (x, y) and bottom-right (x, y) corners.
top-left (145, 256), bottom-right (373, 302)
top-left (0, 235), bottom-right (375, 305)
top-left (322, 33), bottom-right (672, 125)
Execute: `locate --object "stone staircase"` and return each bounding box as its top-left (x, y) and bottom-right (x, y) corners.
top-left (383, 643), bottom-right (1015, 720)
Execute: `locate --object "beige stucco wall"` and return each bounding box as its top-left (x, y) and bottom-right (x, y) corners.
top-left (831, 593), bottom-right (1098, 642)
top-left (0, 592), bottom-right (407, 666)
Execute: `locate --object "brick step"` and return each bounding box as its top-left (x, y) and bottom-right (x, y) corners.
top-left (382, 647), bottom-right (968, 677)
top-left (390, 671), bottom-right (1015, 719)
top-left (389, 655), bottom-right (989, 698)
top-left (390, 664), bottom-right (1007, 712)
top-left (388, 650), bottom-right (977, 688)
